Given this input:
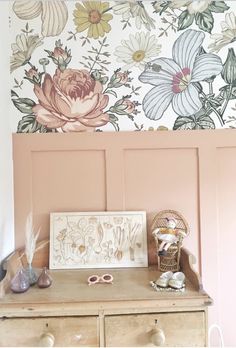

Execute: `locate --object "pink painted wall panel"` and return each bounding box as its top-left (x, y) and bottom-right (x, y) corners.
top-left (217, 147), bottom-right (236, 346)
top-left (124, 148), bottom-right (199, 269)
top-left (31, 150), bottom-right (106, 242)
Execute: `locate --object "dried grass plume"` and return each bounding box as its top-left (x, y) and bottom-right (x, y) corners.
top-left (25, 213), bottom-right (40, 265)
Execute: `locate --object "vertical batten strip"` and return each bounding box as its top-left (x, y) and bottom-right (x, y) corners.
top-left (198, 145), bottom-right (219, 329)
top-left (105, 147), bottom-right (125, 211)
top-left (13, 135), bottom-right (33, 249)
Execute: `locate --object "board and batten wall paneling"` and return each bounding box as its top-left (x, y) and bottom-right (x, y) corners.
top-left (12, 130), bottom-right (236, 346)
top-left (123, 148), bottom-right (199, 266)
top-left (31, 150), bottom-right (107, 241)
top-left (216, 147), bottom-right (236, 345)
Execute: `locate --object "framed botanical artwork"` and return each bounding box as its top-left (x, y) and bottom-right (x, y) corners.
top-left (49, 211), bottom-right (147, 269)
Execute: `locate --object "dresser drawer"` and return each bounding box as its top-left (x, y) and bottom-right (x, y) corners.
top-left (0, 316), bottom-right (99, 347)
top-left (105, 311), bottom-right (206, 347)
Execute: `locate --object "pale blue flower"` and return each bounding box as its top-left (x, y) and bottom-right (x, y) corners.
top-left (139, 29), bottom-right (223, 120)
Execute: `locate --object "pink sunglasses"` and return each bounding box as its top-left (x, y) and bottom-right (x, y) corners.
top-left (87, 274), bottom-right (113, 285)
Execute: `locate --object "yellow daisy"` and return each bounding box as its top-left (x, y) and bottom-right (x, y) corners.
top-left (73, 1), bottom-right (112, 39)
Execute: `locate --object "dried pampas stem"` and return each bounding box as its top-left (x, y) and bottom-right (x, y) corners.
top-left (25, 213), bottom-right (40, 265)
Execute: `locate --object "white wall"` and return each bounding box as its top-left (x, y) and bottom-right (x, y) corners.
top-left (0, 1), bottom-right (14, 266)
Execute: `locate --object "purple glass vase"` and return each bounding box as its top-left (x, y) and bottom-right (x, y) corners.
top-left (24, 263), bottom-right (38, 285)
top-left (10, 269), bottom-right (30, 293)
top-left (37, 267), bottom-right (52, 288)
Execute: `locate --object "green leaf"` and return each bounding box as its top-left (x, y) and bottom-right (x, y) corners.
top-left (178, 10), bottom-right (194, 31)
top-left (208, 1), bottom-right (229, 13)
top-left (12, 97), bottom-right (36, 114)
top-left (11, 90), bottom-right (19, 98)
top-left (106, 89), bottom-right (117, 98)
top-left (219, 85), bottom-right (236, 100)
top-left (159, 1), bottom-right (172, 15)
top-left (17, 114), bottom-right (41, 133)
top-left (109, 114), bottom-right (119, 122)
top-left (40, 126), bottom-right (58, 133)
top-left (173, 112), bottom-right (215, 130)
top-left (195, 10), bottom-right (214, 33)
top-left (100, 76), bottom-right (109, 85)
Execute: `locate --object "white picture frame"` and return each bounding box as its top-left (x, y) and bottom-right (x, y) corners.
top-left (49, 211), bottom-right (147, 269)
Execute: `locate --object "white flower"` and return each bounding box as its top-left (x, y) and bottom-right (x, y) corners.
top-left (186, 0), bottom-right (211, 14)
top-left (139, 30), bottom-right (223, 120)
top-left (10, 33), bottom-right (43, 73)
top-left (209, 12), bottom-right (236, 53)
top-left (13, 0), bottom-right (68, 37)
top-left (113, 2), bottom-right (132, 20)
top-left (113, 1), bottom-right (155, 31)
top-left (115, 32), bottom-right (161, 70)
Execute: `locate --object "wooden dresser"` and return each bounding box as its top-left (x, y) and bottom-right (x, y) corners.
top-left (0, 245), bottom-right (212, 347)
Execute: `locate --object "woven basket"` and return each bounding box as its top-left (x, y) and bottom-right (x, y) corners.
top-left (151, 210), bottom-right (189, 272)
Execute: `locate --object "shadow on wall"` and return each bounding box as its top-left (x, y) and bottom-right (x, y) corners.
top-left (0, 263), bottom-right (6, 281)
top-left (0, 223), bottom-right (7, 281)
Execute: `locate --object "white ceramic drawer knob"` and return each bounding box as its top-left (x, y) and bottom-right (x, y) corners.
top-left (150, 327), bottom-right (165, 346)
top-left (39, 332), bottom-right (55, 347)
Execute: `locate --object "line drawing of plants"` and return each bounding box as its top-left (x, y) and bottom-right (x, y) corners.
top-left (94, 223), bottom-right (104, 254)
top-left (126, 219), bottom-right (142, 262)
top-left (50, 212), bottom-right (147, 269)
top-left (113, 226), bottom-right (125, 261)
top-left (102, 240), bottom-right (113, 263)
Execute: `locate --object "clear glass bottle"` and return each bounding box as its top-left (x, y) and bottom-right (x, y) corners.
top-left (37, 267), bottom-right (52, 288)
top-left (10, 268), bottom-right (30, 293)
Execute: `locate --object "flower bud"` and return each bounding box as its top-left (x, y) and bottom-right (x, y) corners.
top-left (109, 98), bottom-right (138, 116)
top-left (222, 48), bottom-right (236, 84)
top-left (108, 70), bottom-right (130, 88)
top-left (25, 66), bottom-right (43, 85)
top-left (121, 99), bottom-right (136, 114)
top-left (25, 67), bottom-right (38, 79)
top-left (53, 47), bottom-right (67, 60)
top-left (45, 40), bottom-right (72, 71)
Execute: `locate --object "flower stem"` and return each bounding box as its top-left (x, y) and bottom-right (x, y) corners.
top-left (163, 18), bottom-right (178, 30)
top-left (209, 107), bottom-right (224, 127)
top-left (220, 84), bottom-right (233, 117)
top-left (194, 83), bottom-right (224, 126)
top-left (27, 61), bottom-right (35, 68)
top-left (109, 121), bottom-right (119, 131)
top-left (103, 86), bottom-right (110, 94)
top-left (209, 81), bottom-right (213, 95)
top-left (89, 41), bottom-right (105, 73)
top-left (102, 7), bottom-right (112, 14)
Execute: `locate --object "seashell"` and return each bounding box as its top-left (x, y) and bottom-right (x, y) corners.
top-left (13, 0), bottom-right (42, 20)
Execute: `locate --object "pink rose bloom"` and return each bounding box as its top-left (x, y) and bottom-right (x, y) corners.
top-left (116, 71), bottom-right (129, 85)
top-left (122, 99), bottom-right (136, 114)
top-left (33, 68), bottom-right (109, 132)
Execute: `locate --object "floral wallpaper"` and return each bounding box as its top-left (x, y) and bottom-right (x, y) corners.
top-left (10, 0), bottom-right (236, 132)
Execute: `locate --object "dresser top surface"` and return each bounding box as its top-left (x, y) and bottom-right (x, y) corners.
top-left (1, 267), bottom-right (210, 306)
